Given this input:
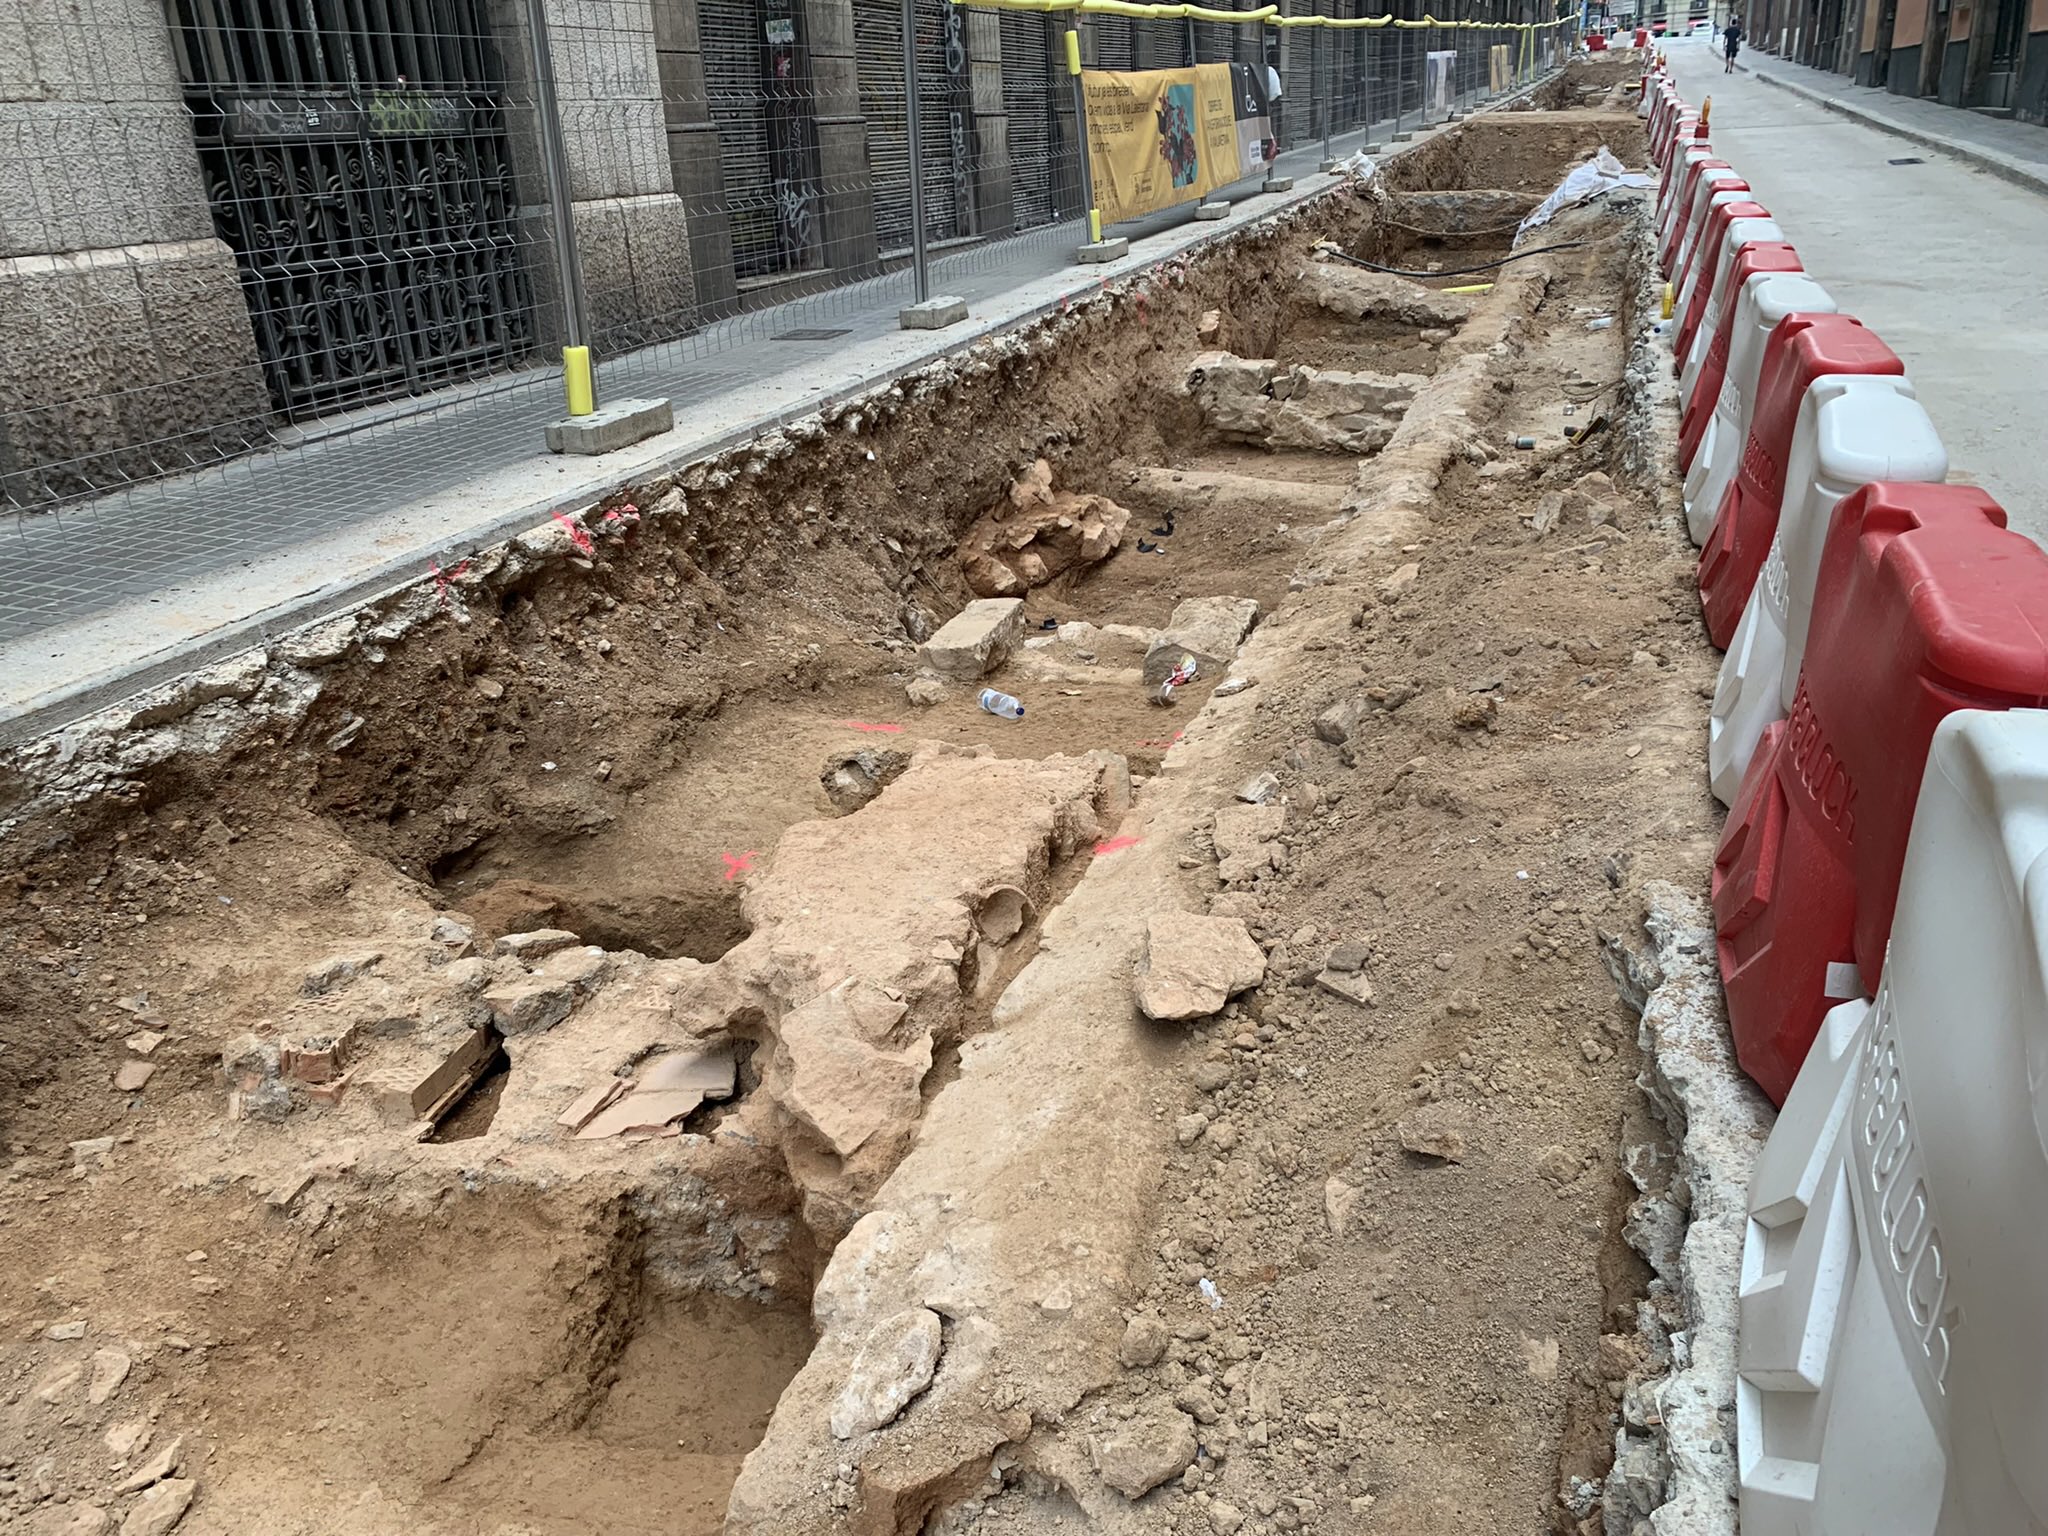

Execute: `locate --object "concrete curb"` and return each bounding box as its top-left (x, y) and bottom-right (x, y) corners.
top-left (1602, 882), bottom-right (1773, 1536)
top-left (1740, 59), bottom-right (2048, 198)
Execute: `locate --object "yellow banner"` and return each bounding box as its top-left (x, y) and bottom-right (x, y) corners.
top-left (1081, 63), bottom-right (1277, 225)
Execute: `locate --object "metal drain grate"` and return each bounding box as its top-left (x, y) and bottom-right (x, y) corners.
top-left (771, 327), bottom-right (853, 341)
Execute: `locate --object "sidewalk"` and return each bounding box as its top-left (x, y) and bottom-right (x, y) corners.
top-left (0, 112), bottom-right (1434, 747)
top-left (1735, 48), bottom-right (2048, 195)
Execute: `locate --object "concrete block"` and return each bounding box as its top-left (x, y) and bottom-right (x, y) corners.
top-left (1319, 159), bottom-right (1341, 173)
top-left (1261, 176), bottom-right (1295, 192)
top-left (1392, 130), bottom-right (1414, 141)
top-left (920, 597), bottom-right (1026, 680)
top-left (900, 295), bottom-right (968, 330)
top-left (1077, 237), bottom-right (1129, 264)
top-left (1143, 595), bottom-right (1260, 683)
top-left (1193, 201), bottom-right (1229, 220)
top-left (544, 396), bottom-right (674, 455)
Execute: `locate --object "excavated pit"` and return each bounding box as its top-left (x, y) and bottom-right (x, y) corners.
top-left (0, 73), bottom-right (1711, 1536)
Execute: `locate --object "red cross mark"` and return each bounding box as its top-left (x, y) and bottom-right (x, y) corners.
top-left (430, 556), bottom-right (472, 606)
top-left (1092, 835), bottom-right (1141, 856)
top-left (721, 850), bottom-right (759, 882)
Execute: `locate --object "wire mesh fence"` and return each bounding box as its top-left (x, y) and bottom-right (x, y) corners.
top-left (1, 0), bottom-right (1576, 520)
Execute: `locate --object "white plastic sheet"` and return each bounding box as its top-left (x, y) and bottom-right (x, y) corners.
top-left (1515, 147), bottom-right (1652, 243)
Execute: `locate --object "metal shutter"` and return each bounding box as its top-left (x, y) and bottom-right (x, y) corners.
top-left (856, 0), bottom-right (961, 255)
top-left (1090, 13), bottom-right (1138, 69)
top-left (999, 10), bottom-right (1060, 229)
top-left (701, 0), bottom-right (782, 278)
top-left (1135, 14), bottom-right (1189, 67)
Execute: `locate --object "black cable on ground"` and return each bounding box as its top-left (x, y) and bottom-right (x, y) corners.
top-left (1322, 239), bottom-right (1590, 280)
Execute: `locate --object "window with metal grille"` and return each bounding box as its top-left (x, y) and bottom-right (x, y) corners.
top-left (165, 0), bottom-right (534, 420)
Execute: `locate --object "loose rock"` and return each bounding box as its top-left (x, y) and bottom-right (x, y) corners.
top-left (1134, 913), bottom-right (1267, 1021)
top-left (119, 1478), bottom-right (196, 1536)
top-left (828, 1308), bottom-right (944, 1440)
top-left (1324, 1177), bottom-right (1361, 1237)
top-left (1398, 1102), bottom-right (1470, 1163)
top-left (1092, 1401), bottom-right (1199, 1498)
top-left (87, 1348), bottom-right (131, 1406)
top-left (1120, 1314), bottom-right (1170, 1368)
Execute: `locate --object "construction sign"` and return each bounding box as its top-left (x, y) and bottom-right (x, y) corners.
top-left (1080, 62), bottom-right (1277, 225)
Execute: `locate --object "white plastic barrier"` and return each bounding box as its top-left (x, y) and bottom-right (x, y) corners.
top-left (1684, 272), bottom-right (1838, 546)
top-left (1676, 216), bottom-right (1783, 401)
top-left (1738, 707), bottom-right (2048, 1536)
top-left (1706, 376), bottom-right (1946, 806)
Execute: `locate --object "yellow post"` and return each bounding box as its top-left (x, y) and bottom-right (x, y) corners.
top-left (1064, 27), bottom-right (1081, 73)
top-left (1660, 282), bottom-right (1675, 320)
top-left (1089, 208), bottom-right (1103, 242)
top-left (562, 345), bottom-right (594, 417)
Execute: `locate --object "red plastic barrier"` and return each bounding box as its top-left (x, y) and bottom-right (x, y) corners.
top-left (1635, 26), bottom-right (1650, 47)
top-left (1712, 482), bottom-right (2048, 1103)
top-left (1696, 314), bottom-right (1904, 646)
top-left (1678, 242), bottom-right (1801, 470)
top-left (1672, 198), bottom-right (1766, 323)
top-left (1676, 214), bottom-right (1777, 363)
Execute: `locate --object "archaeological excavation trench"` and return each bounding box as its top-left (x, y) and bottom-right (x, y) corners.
top-left (0, 59), bottom-right (1719, 1536)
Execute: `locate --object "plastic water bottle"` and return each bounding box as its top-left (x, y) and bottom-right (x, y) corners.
top-left (978, 689), bottom-right (1025, 720)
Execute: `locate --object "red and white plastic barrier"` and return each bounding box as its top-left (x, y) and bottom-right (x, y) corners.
top-left (1707, 400), bottom-right (1949, 805)
top-left (1679, 243), bottom-right (1802, 455)
top-left (1738, 708), bottom-right (2048, 1534)
top-left (1697, 314), bottom-right (1906, 646)
top-left (1660, 162), bottom-right (1743, 275)
top-left (1711, 483), bottom-right (2048, 1104)
top-left (1675, 212), bottom-right (1781, 365)
top-left (1683, 273), bottom-right (1837, 545)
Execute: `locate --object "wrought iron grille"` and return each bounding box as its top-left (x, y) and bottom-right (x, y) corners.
top-left (165, 0), bottom-right (536, 419)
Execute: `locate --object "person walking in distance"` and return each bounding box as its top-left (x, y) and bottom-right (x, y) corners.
top-left (1723, 13), bottom-right (1744, 70)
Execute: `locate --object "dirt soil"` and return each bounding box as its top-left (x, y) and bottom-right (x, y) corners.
top-left (0, 79), bottom-right (1717, 1536)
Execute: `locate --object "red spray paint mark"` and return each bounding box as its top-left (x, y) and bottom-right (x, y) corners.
top-left (430, 556), bottom-right (472, 606)
top-left (552, 512), bottom-right (596, 556)
top-left (1135, 729), bottom-right (1187, 749)
top-left (721, 851), bottom-right (759, 882)
top-left (1092, 835), bottom-right (1141, 856)
top-left (841, 720), bottom-right (904, 734)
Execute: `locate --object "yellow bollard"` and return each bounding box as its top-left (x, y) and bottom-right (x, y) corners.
top-left (562, 345), bottom-right (594, 417)
top-left (1064, 27), bottom-right (1081, 73)
top-left (1660, 282), bottom-right (1675, 320)
top-left (1088, 208), bottom-right (1102, 243)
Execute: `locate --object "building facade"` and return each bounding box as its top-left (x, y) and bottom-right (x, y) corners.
top-left (1744, 0), bottom-right (2047, 119)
